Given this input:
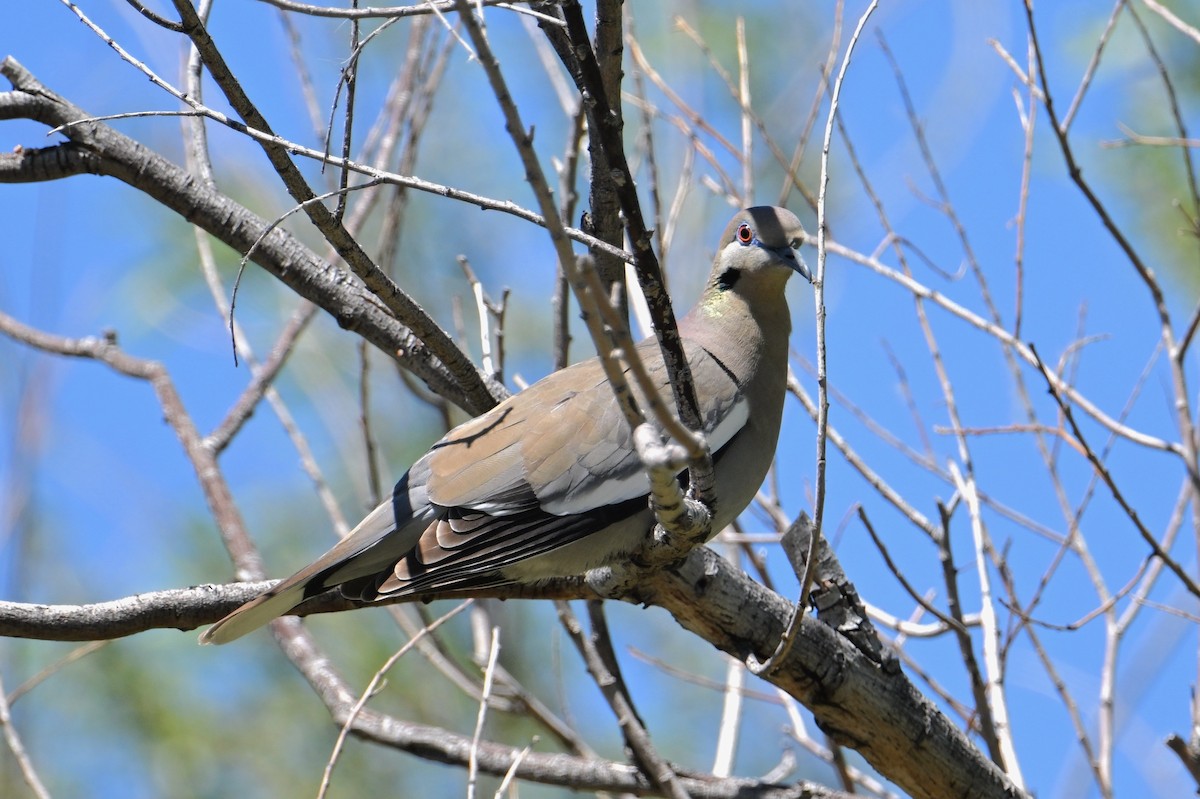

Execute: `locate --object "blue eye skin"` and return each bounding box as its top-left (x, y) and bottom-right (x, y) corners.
top-left (736, 223), bottom-right (754, 245)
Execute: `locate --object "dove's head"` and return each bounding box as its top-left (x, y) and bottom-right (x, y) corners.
top-left (704, 206), bottom-right (810, 300)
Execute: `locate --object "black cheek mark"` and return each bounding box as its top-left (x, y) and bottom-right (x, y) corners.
top-left (716, 267), bottom-right (740, 291)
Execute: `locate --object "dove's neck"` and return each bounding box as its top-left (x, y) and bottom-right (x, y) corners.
top-left (681, 281), bottom-right (792, 388)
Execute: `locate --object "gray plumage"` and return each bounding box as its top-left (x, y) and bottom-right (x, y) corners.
top-left (201, 206), bottom-right (809, 644)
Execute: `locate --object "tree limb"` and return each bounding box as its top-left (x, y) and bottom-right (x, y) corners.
top-left (0, 544), bottom-right (1025, 799)
top-left (0, 56), bottom-right (496, 414)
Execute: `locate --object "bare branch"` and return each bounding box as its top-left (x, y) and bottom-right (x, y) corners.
top-left (0, 670), bottom-right (51, 799)
top-left (1029, 346), bottom-right (1200, 599)
top-left (749, 0), bottom-right (878, 679)
top-left (0, 57), bottom-right (497, 414)
top-left (949, 463), bottom-right (1025, 786)
top-left (0, 544), bottom-right (1025, 799)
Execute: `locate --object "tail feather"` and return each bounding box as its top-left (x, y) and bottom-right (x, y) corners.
top-left (199, 581), bottom-right (308, 645)
top-left (199, 500), bottom-right (422, 645)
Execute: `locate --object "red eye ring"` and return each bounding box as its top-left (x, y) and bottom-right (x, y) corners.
top-left (736, 223), bottom-right (753, 245)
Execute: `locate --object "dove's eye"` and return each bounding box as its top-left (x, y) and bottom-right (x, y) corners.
top-left (736, 224), bottom-right (753, 245)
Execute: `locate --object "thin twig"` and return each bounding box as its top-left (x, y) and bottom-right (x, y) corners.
top-left (1061, 0), bottom-right (1125, 133)
top-left (736, 16), bottom-right (752, 205)
top-left (858, 507), bottom-right (965, 633)
top-left (1029, 345), bottom-right (1200, 598)
top-left (557, 601), bottom-right (692, 799)
top-left (315, 600), bottom-right (475, 798)
top-left (258, 0), bottom-right (566, 24)
top-left (787, 373), bottom-right (938, 538)
top-left (467, 626), bottom-right (502, 799)
top-left (673, 15), bottom-right (819, 213)
top-left (6, 641), bottom-right (108, 705)
top-left (949, 463), bottom-right (1025, 785)
top-left (0, 310), bottom-right (265, 580)
top-left (1140, 0), bottom-right (1200, 46)
top-left (712, 655), bottom-right (745, 777)
top-left (0, 669), bottom-right (52, 799)
top-left (824, 237), bottom-right (1178, 453)
top-left (749, 0), bottom-right (877, 676)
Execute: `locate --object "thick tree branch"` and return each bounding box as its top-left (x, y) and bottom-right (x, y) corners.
top-left (0, 543), bottom-right (1024, 799)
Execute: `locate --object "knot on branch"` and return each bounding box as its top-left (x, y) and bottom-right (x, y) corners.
top-left (782, 514), bottom-right (895, 672)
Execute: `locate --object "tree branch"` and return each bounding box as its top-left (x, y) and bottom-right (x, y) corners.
top-left (0, 542), bottom-right (1025, 799)
top-left (0, 56), bottom-right (497, 414)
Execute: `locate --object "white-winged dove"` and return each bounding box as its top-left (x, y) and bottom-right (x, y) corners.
top-left (201, 206), bottom-right (809, 644)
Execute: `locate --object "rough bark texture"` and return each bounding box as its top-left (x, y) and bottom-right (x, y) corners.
top-left (637, 548), bottom-right (1023, 799)
top-left (0, 546), bottom-right (1025, 799)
